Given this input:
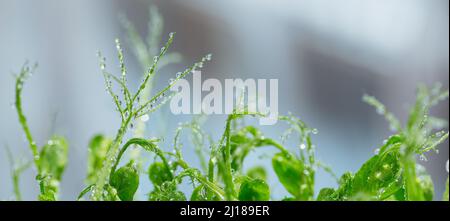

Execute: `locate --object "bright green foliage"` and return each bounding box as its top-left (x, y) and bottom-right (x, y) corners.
top-left (39, 136), bottom-right (68, 181)
top-left (173, 118), bottom-right (211, 172)
top-left (9, 7), bottom-right (449, 202)
top-left (37, 136), bottom-right (69, 201)
top-left (246, 166), bottom-right (267, 181)
top-left (238, 178), bottom-right (270, 201)
top-left (14, 63), bottom-right (69, 201)
top-left (190, 185), bottom-right (218, 201)
top-left (121, 6), bottom-right (180, 136)
top-left (148, 162), bottom-right (173, 186)
top-left (86, 135), bottom-right (111, 184)
top-left (365, 85), bottom-right (448, 201)
top-left (414, 165), bottom-right (434, 201)
top-left (351, 151), bottom-right (401, 199)
top-left (190, 185), bottom-right (207, 201)
top-left (11, 63), bottom-right (449, 202)
top-left (318, 84), bottom-right (448, 201)
top-left (317, 188), bottom-right (337, 201)
top-left (37, 175), bottom-right (58, 201)
top-left (149, 182), bottom-right (186, 201)
top-left (91, 30), bottom-right (211, 200)
top-left (110, 161), bottom-right (139, 201)
top-left (121, 6), bottom-right (182, 164)
top-left (273, 152), bottom-right (314, 200)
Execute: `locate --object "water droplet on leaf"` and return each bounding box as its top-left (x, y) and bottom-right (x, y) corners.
top-left (374, 148), bottom-right (380, 155)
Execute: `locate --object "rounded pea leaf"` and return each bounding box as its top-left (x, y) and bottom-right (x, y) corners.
top-left (149, 182), bottom-right (186, 201)
top-left (246, 166), bottom-right (267, 181)
top-left (352, 151), bottom-right (401, 198)
top-left (87, 134), bottom-right (111, 184)
top-left (148, 162), bottom-right (172, 186)
top-left (272, 152), bottom-right (313, 200)
top-left (415, 164), bottom-right (434, 201)
top-left (317, 188), bottom-right (336, 201)
top-left (238, 179), bottom-right (270, 201)
top-left (39, 136), bottom-right (69, 181)
top-left (110, 162), bottom-right (139, 201)
top-left (37, 136), bottom-right (67, 200)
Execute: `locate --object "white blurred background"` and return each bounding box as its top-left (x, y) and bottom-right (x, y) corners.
top-left (0, 0), bottom-right (448, 200)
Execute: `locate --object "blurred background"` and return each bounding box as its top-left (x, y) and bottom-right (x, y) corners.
top-left (0, 0), bottom-right (448, 200)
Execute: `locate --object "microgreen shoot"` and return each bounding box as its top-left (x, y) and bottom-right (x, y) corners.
top-left (8, 8), bottom-right (449, 202)
top-left (89, 28), bottom-right (211, 200)
top-left (14, 63), bottom-right (69, 201)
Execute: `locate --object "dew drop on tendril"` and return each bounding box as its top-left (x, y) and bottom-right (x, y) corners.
top-left (299, 144), bottom-right (306, 150)
top-left (140, 114), bottom-right (149, 122)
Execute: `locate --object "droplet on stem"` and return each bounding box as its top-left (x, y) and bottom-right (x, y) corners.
top-left (299, 144), bottom-right (306, 150)
top-left (140, 114), bottom-right (149, 122)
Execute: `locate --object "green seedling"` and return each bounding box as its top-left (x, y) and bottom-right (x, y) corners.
top-left (14, 63), bottom-right (70, 201)
top-left (9, 7), bottom-right (449, 202)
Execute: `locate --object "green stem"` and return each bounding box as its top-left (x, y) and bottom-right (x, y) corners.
top-left (176, 160), bottom-right (226, 200)
top-left (12, 173), bottom-right (21, 201)
top-left (111, 138), bottom-right (173, 180)
top-left (15, 79), bottom-right (40, 171)
top-left (92, 117), bottom-right (131, 200)
top-left (402, 152), bottom-right (423, 201)
top-left (208, 157), bottom-right (215, 182)
top-left (221, 115), bottom-right (235, 200)
top-left (130, 79), bottom-right (153, 162)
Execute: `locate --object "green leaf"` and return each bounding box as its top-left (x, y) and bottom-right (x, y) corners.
top-left (414, 164), bottom-right (434, 201)
top-left (333, 172), bottom-right (354, 200)
top-left (87, 135), bottom-right (111, 184)
top-left (272, 152), bottom-right (313, 200)
top-left (352, 151), bottom-right (401, 198)
top-left (190, 184), bottom-right (221, 201)
top-left (379, 179), bottom-right (404, 201)
top-left (317, 188), bottom-right (336, 201)
top-left (238, 178), bottom-right (270, 201)
top-left (148, 162), bottom-right (173, 186)
top-left (230, 133), bottom-right (250, 144)
top-left (149, 182), bottom-right (186, 201)
top-left (110, 161), bottom-right (139, 201)
top-left (103, 184), bottom-right (121, 201)
top-left (39, 136), bottom-right (69, 181)
top-left (246, 166), bottom-right (267, 181)
top-left (190, 185), bottom-right (208, 201)
top-left (392, 186), bottom-right (407, 201)
top-left (37, 174), bottom-right (58, 201)
top-left (230, 127), bottom-right (258, 171)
